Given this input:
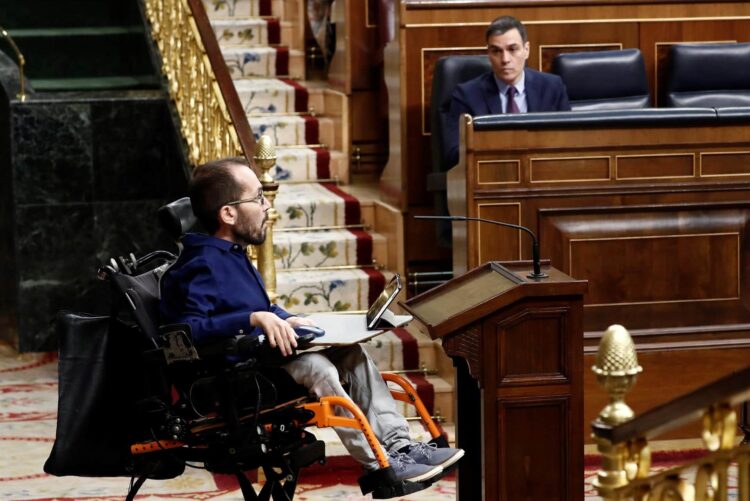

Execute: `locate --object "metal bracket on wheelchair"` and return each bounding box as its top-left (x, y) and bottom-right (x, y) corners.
top-left (358, 467), bottom-right (435, 499)
top-left (160, 325), bottom-right (199, 363)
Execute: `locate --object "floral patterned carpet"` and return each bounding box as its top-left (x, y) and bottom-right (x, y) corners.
top-left (9, 343), bottom-right (725, 501)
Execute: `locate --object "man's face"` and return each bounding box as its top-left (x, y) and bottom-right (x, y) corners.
top-left (487, 28), bottom-right (530, 86)
top-left (228, 166), bottom-right (269, 247)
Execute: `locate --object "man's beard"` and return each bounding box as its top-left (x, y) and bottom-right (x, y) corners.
top-left (233, 211), bottom-right (267, 247)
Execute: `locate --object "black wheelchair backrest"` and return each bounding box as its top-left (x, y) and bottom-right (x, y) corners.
top-left (111, 269), bottom-right (163, 346)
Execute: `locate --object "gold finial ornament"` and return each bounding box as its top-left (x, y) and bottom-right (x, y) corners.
top-left (252, 134), bottom-right (279, 302)
top-left (593, 324), bottom-right (642, 426)
top-left (254, 134), bottom-right (277, 184)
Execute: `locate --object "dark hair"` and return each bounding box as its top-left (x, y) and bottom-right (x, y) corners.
top-left (485, 15), bottom-right (527, 44)
top-left (189, 157), bottom-right (249, 234)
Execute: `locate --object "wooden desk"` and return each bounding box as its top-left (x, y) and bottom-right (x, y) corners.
top-left (448, 114), bottom-right (750, 439)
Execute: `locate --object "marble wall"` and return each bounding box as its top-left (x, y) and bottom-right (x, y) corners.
top-left (1, 67), bottom-right (188, 351)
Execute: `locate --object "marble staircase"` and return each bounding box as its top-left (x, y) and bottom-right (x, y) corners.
top-left (201, 0), bottom-right (456, 455)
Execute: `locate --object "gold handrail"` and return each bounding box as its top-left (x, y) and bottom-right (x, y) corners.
top-left (143, 0), bottom-right (281, 295)
top-left (143, 0), bottom-right (248, 165)
top-left (0, 26), bottom-right (27, 101)
top-left (592, 325), bottom-right (750, 501)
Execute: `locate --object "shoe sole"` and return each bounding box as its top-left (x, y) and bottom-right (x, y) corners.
top-left (438, 448), bottom-right (465, 469)
top-left (402, 465), bottom-right (443, 483)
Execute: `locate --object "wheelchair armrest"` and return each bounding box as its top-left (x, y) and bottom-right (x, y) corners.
top-left (159, 324), bottom-right (317, 365)
top-left (198, 334), bottom-right (263, 359)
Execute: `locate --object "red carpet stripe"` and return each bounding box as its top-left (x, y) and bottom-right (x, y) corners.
top-left (259, 0), bottom-right (272, 16)
top-left (406, 373), bottom-right (435, 415)
top-left (303, 115), bottom-right (319, 144)
top-left (363, 268), bottom-right (386, 307)
top-left (321, 183), bottom-right (361, 225)
top-left (313, 147), bottom-right (331, 178)
top-left (275, 46), bottom-right (289, 76)
top-left (391, 327), bottom-right (419, 370)
top-left (279, 78), bottom-right (309, 112)
top-left (349, 228), bottom-right (373, 266)
top-left (265, 18), bottom-right (281, 44)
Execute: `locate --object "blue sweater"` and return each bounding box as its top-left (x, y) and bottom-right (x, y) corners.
top-left (159, 233), bottom-right (292, 345)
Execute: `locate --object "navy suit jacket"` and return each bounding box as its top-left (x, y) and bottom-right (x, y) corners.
top-left (445, 68), bottom-right (571, 166)
top-left (160, 233), bottom-right (292, 345)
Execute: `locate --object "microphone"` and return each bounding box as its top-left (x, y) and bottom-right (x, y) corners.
top-left (415, 215), bottom-right (548, 279)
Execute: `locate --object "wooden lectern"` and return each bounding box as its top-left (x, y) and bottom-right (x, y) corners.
top-left (401, 261), bottom-right (587, 501)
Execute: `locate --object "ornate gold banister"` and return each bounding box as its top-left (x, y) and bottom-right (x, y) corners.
top-left (592, 324), bottom-right (750, 500)
top-left (143, 0), bottom-right (278, 297)
top-left (143, 0), bottom-right (255, 164)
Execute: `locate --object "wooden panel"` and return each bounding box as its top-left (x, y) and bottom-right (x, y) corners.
top-left (477, 159), bottom-right (520, 184)
top-left (584, 345), bottom-right (750, 442)
top-left (570, 233), bottom-right (739, 305)
top-left (497, 308), bottom-right (569, 386)
top-left (616, 153), bottom-right (695, 179)
top-left (530, 156), bottom-right (610, 183)
top-left (391, 0), bottom-right (750, 269)
top-left (701, 151), bottom-right (750, 177)
top-left (476, 203), bottom-right (521, 264)
top-left (499, 397), bottom-right (570, 500)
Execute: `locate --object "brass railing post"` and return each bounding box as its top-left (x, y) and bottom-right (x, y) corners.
top-left (593, 325), bottom-right (645, 500)
top-left (0, 26), bottom-right (27, 101)
top-left (253, 135), bottom-right (279, 302)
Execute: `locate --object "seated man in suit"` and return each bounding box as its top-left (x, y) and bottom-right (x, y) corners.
top-left (160, 157), bottom-right (464, 485)
top-left (445, 15), bottom-right (571, 166)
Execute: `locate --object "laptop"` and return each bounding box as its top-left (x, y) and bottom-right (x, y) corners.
top-left (305, 274), bottom-right (413, 346)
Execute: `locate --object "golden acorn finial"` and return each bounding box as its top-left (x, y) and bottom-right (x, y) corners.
top-left (593, 325), bottom-right (642, 426)
top-left (253, 134), bottom-right (276, 184)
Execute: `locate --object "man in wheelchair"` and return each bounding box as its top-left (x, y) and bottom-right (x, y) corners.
top-left (158, 158), bottom-right (463, 493)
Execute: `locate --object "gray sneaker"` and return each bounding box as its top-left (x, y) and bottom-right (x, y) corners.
top-left (387, 450), bottom-right (443, 483)
top-left (407, 442), bottom-right (465, 469)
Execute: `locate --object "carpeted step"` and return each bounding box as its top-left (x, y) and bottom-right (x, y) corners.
top-left (274, 183), bottom-right (361, 229)
top-left (386, 374), bottom-right (454, 421)
top-left (224, 46), bottom-right (304, 79)
top-left (272, 148), bottom-right (346, 182)
top-left (362, 327), bottom-right (442, 373)
top-left (203, 0), bottom-right (273, 18)
top-left (274, 228), bottom-right (379, 270)
top-left (275, 268), bottom-right (386, 313)
top-left (212, 18), bottom-right (281, 47)
top-left (247, 113), bottom-right (318, 145)
top-left (273, 147), bottom-right (331, 181)
top-left (235, 78), bottom-right (308, 114)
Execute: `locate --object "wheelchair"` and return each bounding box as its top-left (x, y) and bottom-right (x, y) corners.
top-left (44, 198), bottom-right (452, 501)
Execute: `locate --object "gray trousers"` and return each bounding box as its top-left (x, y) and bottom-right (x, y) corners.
top-left (282, 344), bottom-right (412, 469)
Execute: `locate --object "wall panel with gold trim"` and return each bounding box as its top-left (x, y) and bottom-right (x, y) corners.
top-left (381, 0), bottom-right (750, 271)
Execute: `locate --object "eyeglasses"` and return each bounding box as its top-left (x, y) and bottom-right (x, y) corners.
top-left (226, 190), bottom-right (266, 207)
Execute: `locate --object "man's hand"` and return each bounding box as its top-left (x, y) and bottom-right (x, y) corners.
top-left (286, 316), bottom-right (317, 329)
top-left (250, 311), bottom-right (298, 356)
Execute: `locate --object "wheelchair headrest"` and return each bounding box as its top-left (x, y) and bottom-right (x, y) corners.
top-left (158, 197), bottom-right (197, 240)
